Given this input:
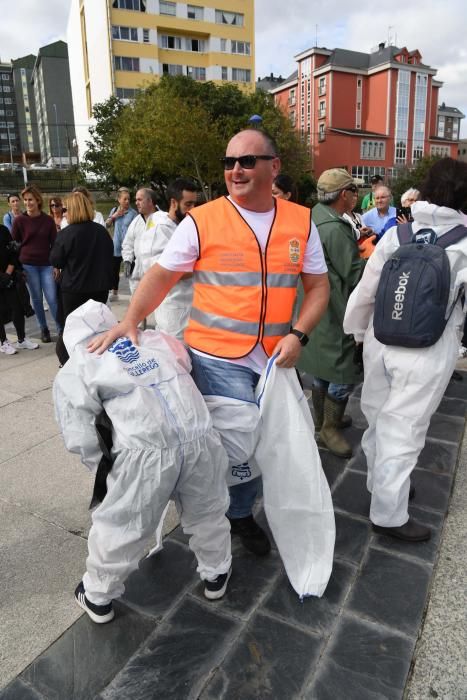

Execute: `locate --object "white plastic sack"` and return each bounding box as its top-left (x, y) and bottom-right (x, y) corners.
top-left (253, 357), bottom-right (335, 598)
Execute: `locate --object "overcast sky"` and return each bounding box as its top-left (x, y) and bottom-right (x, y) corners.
top-left (1, 0), bottom-right (466, 136)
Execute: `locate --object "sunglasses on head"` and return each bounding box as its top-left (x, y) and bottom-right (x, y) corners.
top-left (220, 154), bottom-right (276, 170)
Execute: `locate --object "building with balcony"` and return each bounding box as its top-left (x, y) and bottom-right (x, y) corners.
top-left (270, 42), bottom-right (464, 181)
top-left (67, 0), bottom-right (255, 158)
top-left (31, 41), bottom-right (77, 167)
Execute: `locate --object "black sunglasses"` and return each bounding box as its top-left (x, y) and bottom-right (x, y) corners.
top-left (50, 203), bottom-right (62, 208)
top-left (220, 155), bottom-right (276, 170)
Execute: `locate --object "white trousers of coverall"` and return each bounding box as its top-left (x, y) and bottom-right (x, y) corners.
top-left (361, 319), bottom-right (459, 527)
top-left (83, 431), bottom-right (231, 606)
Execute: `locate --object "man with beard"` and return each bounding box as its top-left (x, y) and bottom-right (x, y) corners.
top-left (145, 178), bottom-right (198, 340)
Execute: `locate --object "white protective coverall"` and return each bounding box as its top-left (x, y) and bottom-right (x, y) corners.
top-left (121, 213), bottom-right (151, 295)
top-left (144, 211), bottom-right (193, 341)
top-left (53, 300), bottom-right (231, 605)
top-left (344, 201), bottom-right (467, 527)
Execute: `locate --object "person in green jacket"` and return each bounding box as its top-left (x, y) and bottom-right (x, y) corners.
top-left (361, 174), bottom-right (384, 212)
top-left (298, 169), bottom-right (365, 457)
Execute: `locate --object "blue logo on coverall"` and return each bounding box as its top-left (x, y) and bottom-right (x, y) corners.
top-left (108, 337), bottom-right (159, 376)
top-left (108, 337), bottom-right (140, 363)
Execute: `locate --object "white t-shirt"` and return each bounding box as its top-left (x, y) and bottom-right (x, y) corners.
top-left (158, 198), bottom-right (327, 373)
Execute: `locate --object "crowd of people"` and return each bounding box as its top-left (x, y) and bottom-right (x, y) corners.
top-left (2, 132), bottom-right (466, 625)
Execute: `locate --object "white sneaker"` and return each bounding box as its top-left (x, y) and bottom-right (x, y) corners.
top-left (458, 346), bottom-right (467, 359)
top-left (14, 338), bottom-right (39, 350)
top-left (0, 341), bottom-right (17, 355)
top-left (108, 292), bottom-right (119, 302)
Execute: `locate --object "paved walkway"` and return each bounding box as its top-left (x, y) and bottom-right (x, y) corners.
top-left (0, 301), bottom-right (466, 699)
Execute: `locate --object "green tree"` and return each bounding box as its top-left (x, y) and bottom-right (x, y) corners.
top-left (81, 95), bottom-right (125, 189)
top-left (390, 156), bottom-right (440, 204)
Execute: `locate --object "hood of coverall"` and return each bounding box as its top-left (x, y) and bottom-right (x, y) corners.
top-left (63, 300), bottom-right (117, 353)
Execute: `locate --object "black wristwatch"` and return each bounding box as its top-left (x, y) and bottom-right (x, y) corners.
top-left (289, 327), bottom-right (309, 346)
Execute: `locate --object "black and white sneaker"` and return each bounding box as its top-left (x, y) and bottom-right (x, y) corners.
top-left (204, 567), bottom-right (232, 600)
top-left (74, 581), bottom-right (114, 624)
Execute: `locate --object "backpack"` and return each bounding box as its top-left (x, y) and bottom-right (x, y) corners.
top-left (373, 222), bottom-right (467, 348)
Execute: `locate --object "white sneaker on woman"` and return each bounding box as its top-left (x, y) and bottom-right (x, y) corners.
top-left (0, 341), bottom-right (17, 355)
top-left (14, 338), bottom-right (39, 350)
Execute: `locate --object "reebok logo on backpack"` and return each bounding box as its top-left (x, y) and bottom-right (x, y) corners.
top-left (373, 222), bottom-right (467, 348)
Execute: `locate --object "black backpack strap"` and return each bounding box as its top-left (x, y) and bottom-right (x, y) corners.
top-left (397, 222), bottom-right (413, 245)
top-left (435, 225), bottom-right (467, 249)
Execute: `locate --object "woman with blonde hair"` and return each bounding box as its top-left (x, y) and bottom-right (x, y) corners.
top-left (50, 191), bottom-right (113, 363)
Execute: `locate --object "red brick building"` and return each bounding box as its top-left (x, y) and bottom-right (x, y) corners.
top-left (270, 43), bottom-right (464, 181)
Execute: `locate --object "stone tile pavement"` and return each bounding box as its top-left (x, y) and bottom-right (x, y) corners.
top-left (0, 308), bottom-right (466, 699)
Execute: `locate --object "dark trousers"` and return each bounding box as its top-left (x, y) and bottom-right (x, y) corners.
top-left (0, 288), bottom-right (25, 344)
top-left (111, 256), bottom-right (122, 292)
top-left (56, 290), bottom-right (109, 365)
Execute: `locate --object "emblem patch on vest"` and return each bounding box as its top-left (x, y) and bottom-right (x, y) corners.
top-left (289, 238), bottom-right (300, 264)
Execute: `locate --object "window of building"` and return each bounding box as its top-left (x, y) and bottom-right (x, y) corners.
top-left (7, 121), bottom-right (14, 128)
top-left (394, 69), bottom-right (410, 164)
top-left (0, 122), bottom-right (6, 128)
top-left (412, 73), bottom-right (428, 162)
top-left (221, 39), bottom-right (227, 52)
top-left (356, 77), bottom-right (363, 130)
top-left (143, 28), bottom-right (150, 42)
top-left (186, 66), bottom-right (206, 80)
top-left (112, 0), bottom-right (146, 10)
top-left (318, 100), bottom-right (326, 118)
top-left (430, 144), bottom-right (450, 157)
top-left (187, 4), bottom-right (203, 20)
top-left (188, 38), bottom-right (204, 52)
top-left (1, 74), bottom-right (10, 81)
top-left (231, 41), bottom-right (250, 55)
top-left (114, 55), bottom-right (140, 71)
top-left (318, 123), bottom-right (325, 141)
top-left (0, 110), bottom-right (3, 116)
top-left (437, 115), bottom-right (445, 138)
top-left (215, 10), bottom-right (243, 26)
top-left (288, 88), bottom-right (296, 107)
top-left (162, 63), bottom-right (183, 76)
top-left (161, 35), bottom-right (182, 49)
top-left (0, 133), bottom-right (7, 140)
top-left (112, 25), bottom-right (138, 41)
top-left (116, 87), bottom-right (139, 99)
top-left (232, 68), bottom-right (251, 82)
top-left (20, 68), bottom-right (26, 76)
top-left (361, 140), bottom-right (385, 160)
top-left (160, 1), bottom-right (176, 15)
top-left (2, 86), bottom-right (10, 93)
top-left (289, 110), bottom-right (296, 127)
top-left (318, 76), bottom-right (326, 96)
top-left (222, 66), bottom-right (228, 80)
top-left (4, 98), bottom-right (12, 104)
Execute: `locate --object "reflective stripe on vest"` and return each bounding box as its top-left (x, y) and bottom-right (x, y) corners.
top-left (185, 196), bottom-right (311, 359)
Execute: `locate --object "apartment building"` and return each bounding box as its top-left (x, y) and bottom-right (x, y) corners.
top-left (0, 62), bottom-right (20, 163)
top-left (12, 54), bottom-right (40, 158)
top-left (67, 0), bottom-right (255, 158)
top-left (270, 43), bottom-right (464, 181)
top-left (31, 41), bottom-right (77, 167)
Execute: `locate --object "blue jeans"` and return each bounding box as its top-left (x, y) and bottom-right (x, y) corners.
top-left (23, 264), bottom-right (61, 333)
top-left (189, 351), bottom-right (261, 519)
top-left (313, 377), bottom-right (354, 402)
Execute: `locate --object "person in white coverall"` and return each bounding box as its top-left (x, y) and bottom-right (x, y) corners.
top-left (53, 300), bottom-right (232, 623)
top-left (121, 188), bottom-right (159, 295)
top-left (145, 178), bottom-right (198, 340)
top-left (344, 158), bottom-right (467, 542)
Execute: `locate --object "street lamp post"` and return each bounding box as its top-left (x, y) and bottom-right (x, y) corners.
top-left (52, 103), bottom-right (61, 168)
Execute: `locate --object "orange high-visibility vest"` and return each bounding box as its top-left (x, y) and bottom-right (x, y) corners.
top-left (184, 196), bottom-right (312, 359)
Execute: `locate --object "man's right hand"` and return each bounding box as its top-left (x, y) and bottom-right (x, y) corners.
top-left (123, 261), bottom-right (132, 278)
top-left (87, 318), bottom-right (139, 355)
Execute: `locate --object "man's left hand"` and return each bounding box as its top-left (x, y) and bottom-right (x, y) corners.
top-left (273, 334), bottom-right (302, 368)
